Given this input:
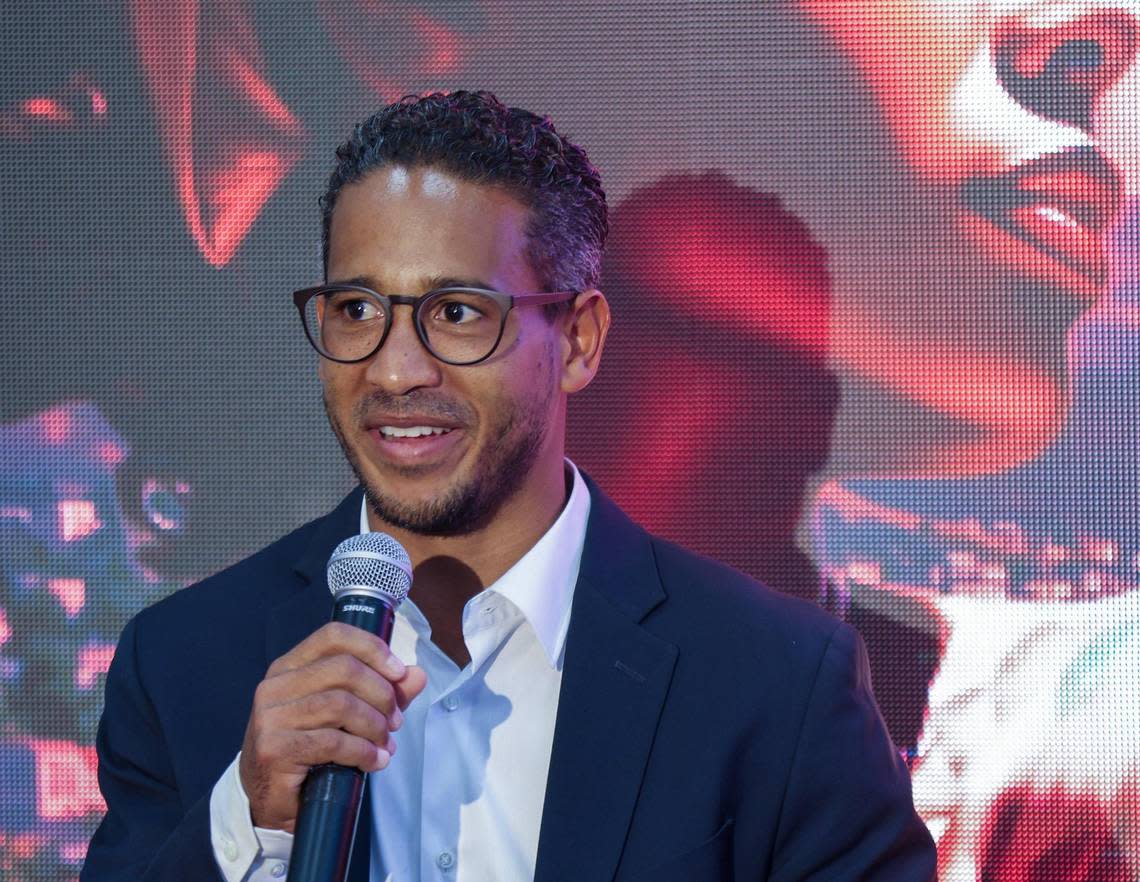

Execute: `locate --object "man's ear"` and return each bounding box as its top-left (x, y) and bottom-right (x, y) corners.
top-left (559, 289), bottom-right (611, 394)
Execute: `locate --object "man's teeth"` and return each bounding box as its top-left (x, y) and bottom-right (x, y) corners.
top-left (379, 425), bottom-right (452, 438)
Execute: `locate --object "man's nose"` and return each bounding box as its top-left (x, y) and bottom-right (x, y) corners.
top-left (994, 8), bottom-right (1139, 132)
top-left (362, 305), bottom-right (443, 394)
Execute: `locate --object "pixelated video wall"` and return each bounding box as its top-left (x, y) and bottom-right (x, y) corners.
top-left (2, 1), bottom-right (1138, 879)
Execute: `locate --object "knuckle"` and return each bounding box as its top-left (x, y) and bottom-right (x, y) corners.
top-left (327, 727), bottom-right (349, 752)
top-left (324, 688), bottom-right (355, 717)
top-left (251, 729), bottom-right (281, 765)
top-left (336, 653), bottom-right (366, 682)
top-left (326, 621), bottom-right (358, 645)
top-left (303, 728), bottom-right (335, 760)
top-left (374, 678), bottom-right (397, 710)
top-left (253, 678), bottom-right (274, 706)
top-left (357, 740), bottom-right (379, 767)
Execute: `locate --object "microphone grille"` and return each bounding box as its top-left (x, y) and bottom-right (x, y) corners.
top-left (326, 532), bottom-right (412, 607)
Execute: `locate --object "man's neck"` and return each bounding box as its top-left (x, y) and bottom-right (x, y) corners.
top-left (365, 459), bottom-right (572, 665)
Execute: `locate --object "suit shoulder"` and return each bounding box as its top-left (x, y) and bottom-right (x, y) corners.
top-left (647, 535), bottom-right (843, 659)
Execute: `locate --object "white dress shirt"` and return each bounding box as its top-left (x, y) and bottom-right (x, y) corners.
top-left (210, 463), bottom-right (590, 882)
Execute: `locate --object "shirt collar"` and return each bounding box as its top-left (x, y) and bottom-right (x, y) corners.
top-left (359, 460), bottom-right (591, 669)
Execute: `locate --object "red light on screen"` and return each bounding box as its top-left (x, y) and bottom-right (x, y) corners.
top-left (76, 642), bottom-right (116, 689)
top-left (130, 0), bottom-right (306, 268)
top-left (57, 500), bottom-right (100, 542)
top-left (28, 740), bottom-right (105, 820)
top-left (832, 307), bottom-right (1062, 471)
top-left (979, 784), bottom-right (1130, 880)
top-left (47, 578), bottom-right (86, 618)
top-left (411, 10), bottom-right (460, 75)
top-left (22, 98), bottom-right (72, 123)
top-left (39, 407), bottom-right (73, 444)
top-left (97, 440), bottom-right (127, 466)
top-left (318, 0), bottom-right (466, 102)
top-left (194, 149), bottom-right (290, 268)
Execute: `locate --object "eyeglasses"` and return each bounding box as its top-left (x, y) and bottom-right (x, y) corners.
top-left (293, 284), bottom-right (577, 366)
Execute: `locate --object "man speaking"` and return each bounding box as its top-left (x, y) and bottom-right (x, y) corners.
top-left (83, 91), bottom-right (935, 881)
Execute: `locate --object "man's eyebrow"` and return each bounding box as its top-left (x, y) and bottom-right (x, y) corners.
top-left (324, 274), bottom-right (499, 293)
top-left (326, 274), bottom-right (376, 289)
top-left (424, 274), bottom-right (498, 292)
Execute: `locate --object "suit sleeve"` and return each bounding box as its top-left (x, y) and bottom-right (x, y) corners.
top-left (768, 622), bottom-right (937, 882)
top-left (81, 614), bottom-right (225, 882)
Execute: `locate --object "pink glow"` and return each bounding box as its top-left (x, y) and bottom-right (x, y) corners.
top-left (411, 10), bottom-right (461, 75)
top-left (227, 50), bottom-right (299, 127)
top-left (47, 578), bottom-right (86, 618)
top-left (22, 97), bottom-right (72, 123)
top-left (977, 784), bottom-right (1130, 880)
top-left (129, 0), bottom-right (306, 268)
top-left (319, 1), bottom-right (467, 103)
top-left (0, 606), bottom-right (10, 645)
top-left (40, 407), bottom-right (73, 444)
top-left (97, 440), bottom-right (127, 466)
top-left (76, 642), bottom-right (116, 689)
top-left (57, 500), bottom-right (100, 542)
top-left (834, 306), bottom-right (1061, 442)
top-left (28, 739), bottom-right (105, 820)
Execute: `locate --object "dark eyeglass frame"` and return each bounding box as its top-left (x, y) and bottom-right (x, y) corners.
top-left (293, 284), bottom-right (578, 366)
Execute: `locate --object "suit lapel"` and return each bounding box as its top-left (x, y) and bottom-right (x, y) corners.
top-left (266, 487), bottom-right (363, 664)
top-left (535, 482), bottom-right (678, 882)
top-left (266, 488), bottom-right (374, 882)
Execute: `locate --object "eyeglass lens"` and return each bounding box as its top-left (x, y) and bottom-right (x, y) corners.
top-left (303, 287), bottom-right (508, 364)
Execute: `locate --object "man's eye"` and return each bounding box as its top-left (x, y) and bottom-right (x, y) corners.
top-left (436, 300), bottom-right (484, 324)
top-left (338, 299), bottom-right (381, 321)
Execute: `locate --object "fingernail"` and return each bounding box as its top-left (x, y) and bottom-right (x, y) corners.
top-left (375, 748), bottom-right (390, 770)
top-left (391, 707), bottom-right (404, 730)
top-left (385, 654), bottom-right (406, 678)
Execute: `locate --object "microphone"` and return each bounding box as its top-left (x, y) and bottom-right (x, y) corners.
top-left (288, 532), bottom-right (413, 882)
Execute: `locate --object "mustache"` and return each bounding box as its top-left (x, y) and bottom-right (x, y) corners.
top-left (349, 390), bottom-right (475, 426)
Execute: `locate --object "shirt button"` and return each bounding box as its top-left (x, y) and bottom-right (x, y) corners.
top-left (221, 837), bottom-right (238, 862)
top-left (437, 850), bottom-right (455, 870)
top-left (270, 862), bottom-right (287, 878)
top-left (442, 694), bottom-right (459, 712)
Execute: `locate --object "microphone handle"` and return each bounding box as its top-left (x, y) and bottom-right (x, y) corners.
top-left (288, 592), bottom-right (397, 882)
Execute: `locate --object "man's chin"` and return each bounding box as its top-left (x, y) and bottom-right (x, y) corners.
top-left (362, 479), bottom-right (494, 537)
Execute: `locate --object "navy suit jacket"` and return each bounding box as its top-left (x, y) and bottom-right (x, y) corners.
top-left (83, 481), bottom-right (936, 881)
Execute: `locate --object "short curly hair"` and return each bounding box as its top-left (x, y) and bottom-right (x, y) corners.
top-left (320, 91), bottom-right (608, 300)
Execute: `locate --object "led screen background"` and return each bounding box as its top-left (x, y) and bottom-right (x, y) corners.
top-left (1, 1), bottom-right (1137, 878)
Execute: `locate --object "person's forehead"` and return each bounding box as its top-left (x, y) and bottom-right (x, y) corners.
top-left (327, 165), bottom-right (538, 290)
top-left (337, 165), bottom-right (528, 215)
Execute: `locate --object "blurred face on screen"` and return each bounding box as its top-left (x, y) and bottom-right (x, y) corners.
top-left (801, 0), bottom-right (1140, 297)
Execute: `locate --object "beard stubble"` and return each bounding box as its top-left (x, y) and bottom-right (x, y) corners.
top-left (322, 356), bottom-right (555, 536)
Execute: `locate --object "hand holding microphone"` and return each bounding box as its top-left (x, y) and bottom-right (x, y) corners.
top-left (237, 533), bottom-right (426, 875)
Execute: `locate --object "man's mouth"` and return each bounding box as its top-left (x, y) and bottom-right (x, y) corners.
top-left (360, 414), bottom-right (466, 469)
top-left (378, 425), bottom-right (454, 439)
top-left (960, 145), bottom-right (1123, 291)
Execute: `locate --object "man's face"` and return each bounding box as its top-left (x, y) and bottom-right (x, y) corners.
top-left (801, 0), bottom-right (1140, 295)
top-left (321, 165), bottom-right (562, 535)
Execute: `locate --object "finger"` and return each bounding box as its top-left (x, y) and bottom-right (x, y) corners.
top-left (393, 665), bottom-right (429, 711)
top-left (267, 622), bottom-right (406, 680)
top-left (258, 653), bottom-right (402, 720)
top-left (269, 688), bottom-right (393, 746)
top-left (266, 726), bottom-right (391, 773)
